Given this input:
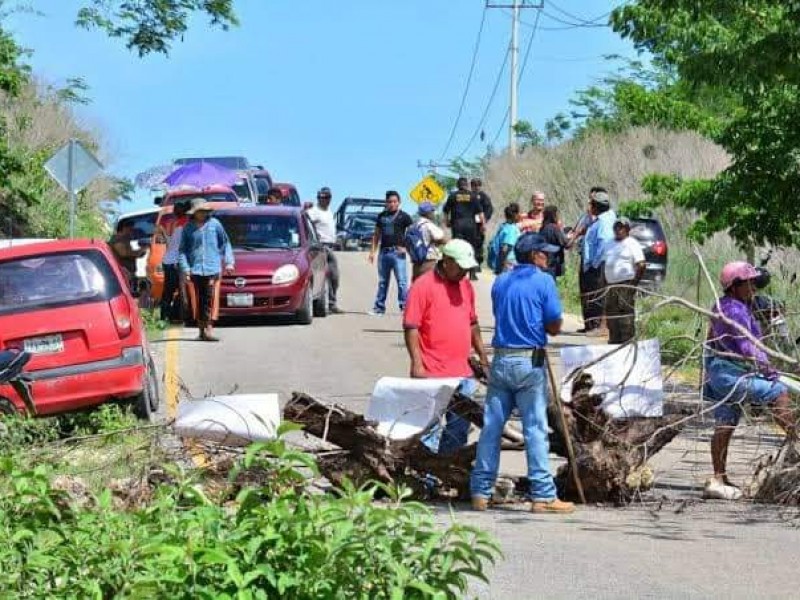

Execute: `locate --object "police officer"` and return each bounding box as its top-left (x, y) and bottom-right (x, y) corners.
top-left (471, 178), bottom-right (494, 270)
top-left (443, 177), bottom-right (485, 280)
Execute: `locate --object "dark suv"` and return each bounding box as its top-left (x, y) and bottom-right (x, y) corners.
top-left (629, 217), bottom-right (668, 289)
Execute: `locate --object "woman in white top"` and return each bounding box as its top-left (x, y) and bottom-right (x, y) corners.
top-left (603, 217), bottom-right (646, 344)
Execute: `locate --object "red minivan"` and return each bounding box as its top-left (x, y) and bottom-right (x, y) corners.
top-left (0, 240), bottom-right (159, 418)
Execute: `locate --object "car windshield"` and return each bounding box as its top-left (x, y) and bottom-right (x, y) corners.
top-left (218, 214), bottom-right (301, 249)
top-left (117, 213), bottom-right (157, 240)
top-left (165, 191), bottom-right (237, 206)
top-left (0, 250), bottom-right (121, 315)
top-left (232, 179), bottom-right (253, 202)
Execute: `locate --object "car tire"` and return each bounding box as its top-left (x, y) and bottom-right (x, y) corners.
top-left (132, 353), bottom-right (160, 420)
top-left (296, 285), bottom-right (314, 325)
top-left (313, 279), bottom-right (329, 318)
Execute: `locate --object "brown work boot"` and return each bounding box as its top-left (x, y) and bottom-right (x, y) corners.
top-left (471, 496), bottom-right (489, 511)
top-left (530, 498), bottom-right (575, 514)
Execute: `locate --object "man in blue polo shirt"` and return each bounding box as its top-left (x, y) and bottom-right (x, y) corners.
top-left (470, 232), bottom-right (575, 514)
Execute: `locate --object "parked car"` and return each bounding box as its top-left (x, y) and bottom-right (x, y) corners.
top-left (115, 207), bottom-right (159, 295)
top-left (334, 197), bottom-right (384, 234)
top-left (0, 240), bottom-right (159, 418)
top-left (630, 217), bottom-right (668, 289)
top-left (337, 213), bottom-right (377, 251)
top-left (146, 188), bottom-right (239, 301)
top-left (214, 205), bottom-right (329, 324)
top-left (154, 184), bottom-right (238, 207)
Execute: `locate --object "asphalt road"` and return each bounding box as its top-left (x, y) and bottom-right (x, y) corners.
top-left (158, 251), bottom-right (800, 599)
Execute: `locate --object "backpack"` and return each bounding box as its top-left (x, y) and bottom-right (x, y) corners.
top-left (405, 222), bottom-right (430, 264)
top-left (487, 224), bottom-right (509, 273)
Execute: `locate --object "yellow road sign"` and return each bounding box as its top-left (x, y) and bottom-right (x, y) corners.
top-left (409, 176), bottom-right (446, 205)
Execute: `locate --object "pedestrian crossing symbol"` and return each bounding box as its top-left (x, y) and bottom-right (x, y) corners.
top-left (409, 176), bottom-right (446, 205)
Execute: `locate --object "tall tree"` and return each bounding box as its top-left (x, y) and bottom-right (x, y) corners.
top-left (611, 1), bottom-right (800, 248)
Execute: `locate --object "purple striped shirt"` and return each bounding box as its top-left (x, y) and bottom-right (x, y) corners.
top-left (709, 296), bottom-right (767, 365)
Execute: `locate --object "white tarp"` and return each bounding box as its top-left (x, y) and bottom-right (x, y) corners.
top-left (560, 339), bottom-right (664, 418)
top-left (365, 377), bottom-right (463, 440)
top-left (174, 394), bottom-right (280, 445)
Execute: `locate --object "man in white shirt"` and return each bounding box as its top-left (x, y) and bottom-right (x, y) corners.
top-left (603, 217), bottom-right (646, 344)
top-left (306, 187), bottom-right (342, 313)
top-left (412, 201), bottom-right (446, 280)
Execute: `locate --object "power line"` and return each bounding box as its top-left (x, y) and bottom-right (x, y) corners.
top-left (457, 47), bottom-right (510, 159)
top-left (437, 6), bottom-right (488, 162)
top-left (491, 8), bottom-right (541, 148)
top-left (547, 1), bottom-right (611, 26)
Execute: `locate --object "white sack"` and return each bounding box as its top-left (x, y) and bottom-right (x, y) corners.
top-left (174, 394), bottom-right (281, 445)
top-left (560, 339), bottom-right (664, 418)
top-left (365, 377), bottom-right (463, 440)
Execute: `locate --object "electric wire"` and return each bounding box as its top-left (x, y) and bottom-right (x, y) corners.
top-left (547, 1), bottom-right (611, 26)
top-left (437, 6), bottom-right (489, 161)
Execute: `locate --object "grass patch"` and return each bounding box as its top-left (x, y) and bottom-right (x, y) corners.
top-left (140, 307), bottom-right (167, 340)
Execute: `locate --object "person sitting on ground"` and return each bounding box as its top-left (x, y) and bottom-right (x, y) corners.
top-left (702, 261), bottom-right (797, 500)
top-left (410, 202), bottom-right (446, 281)
top-left (602, 217), bottom-right (646, 345)
top-left (488, 203), bottom-right (521, 275)
top-left (538, 205), bottom-right (571, 278)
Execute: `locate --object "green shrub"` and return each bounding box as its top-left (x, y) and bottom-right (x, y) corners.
top-left (0, 427), bottom-right (500, 599)
top-left (639, 302), bottom-right (703, 365)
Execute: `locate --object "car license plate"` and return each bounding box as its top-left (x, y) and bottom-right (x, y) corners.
top-left (24, 334), bottom-right (64, 354)
top-left (227, 293), bottom-right (254, 308)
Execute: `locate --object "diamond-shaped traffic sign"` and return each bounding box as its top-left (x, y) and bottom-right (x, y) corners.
top-left (409, 176), bottom-right (446, 205)
top-left (44, 140), bottom-right (103, 194)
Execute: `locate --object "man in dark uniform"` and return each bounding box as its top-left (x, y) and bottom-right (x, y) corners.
top-left (471, 178), bottom-right (494, 270)
top-left (443, 177), bottom-right (485, 280)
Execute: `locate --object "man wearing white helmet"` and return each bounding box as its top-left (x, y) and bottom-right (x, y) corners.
top-left (703, 261), bottom-right (797, 500)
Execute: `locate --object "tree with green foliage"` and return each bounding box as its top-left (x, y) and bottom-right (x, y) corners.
top-left (610, 1), bottom-right (800, 249)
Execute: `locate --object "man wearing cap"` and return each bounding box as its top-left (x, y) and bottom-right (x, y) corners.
top-left (581, 190), bottom-right (616, 334)
top-left (404, 239), bottom-right (489, 454)
top-left (307, 187), bottom-right (342, 314)
top-left (573, 188), bottom-right (602, 332)
top-left (471, 178), bottom-right (494, 269)
top-left (470, 232), bottom-right (575, 514)
top-left (603, 216), bottom-right (646, 344)
top-left (156, 198), bottom-right (191, 322)
top-left (443, 177), bottom-right (485, 281)
top-left (702, 261), bottom-right (797, 500)
top-left (179, 198), bottom-right (234, 341)
top-left (410, 201), bottom-right (446, 281)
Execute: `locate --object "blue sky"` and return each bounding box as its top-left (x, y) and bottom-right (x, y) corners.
top-left (7, 1), bottom-right (635, 212)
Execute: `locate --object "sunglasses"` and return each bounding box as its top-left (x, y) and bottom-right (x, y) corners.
top-left (318, 195), bottom-right (331, 200)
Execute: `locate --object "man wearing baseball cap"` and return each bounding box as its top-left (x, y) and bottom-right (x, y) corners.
top-left (470, 232), bottom-right (575, 514)
top-left (603, 216), bottom-right (646, 344)
top-left (581, 189), bottom-right (616, 334)
top-left (409, 201), bottom-right (446, 281)
top-left (307, 187), bottom-right (343, 314)
top-left (404, 239), bottom-right (490, 455)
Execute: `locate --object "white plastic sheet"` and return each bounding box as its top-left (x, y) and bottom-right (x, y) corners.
top-left (364, 377), bottom-right (463, 440)
top-left (560, 339), bottom-right (664, 418)
top-left (174, 394), bottom-right (280, 445)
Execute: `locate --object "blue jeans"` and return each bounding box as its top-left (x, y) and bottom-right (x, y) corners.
top-left (373, 248), bottom-right (408, 313)
top-left (703, 356), bottom-right (787, 426)
top-left (421, 379), bottom-right (478, 455)
top-left (470, 354), bottom-right (557, 501)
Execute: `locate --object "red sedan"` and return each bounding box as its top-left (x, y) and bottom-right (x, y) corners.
top-left (214, 206), bottom-right (330, 324)
top-left (0, 240), bottom-right (159, 418)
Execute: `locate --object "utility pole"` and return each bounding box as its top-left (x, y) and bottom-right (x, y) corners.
top-left (486, 1), bottom-right (543, 157)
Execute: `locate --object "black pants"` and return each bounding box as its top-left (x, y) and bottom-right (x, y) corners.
top-left (605, 280), bottom-right (637, 344)
top-left (578, 259), bottom-right (590, 324)
top-left (583, 266), bottom-right (606, 331)
top-left (323, 245), bottom-right (340, 309)
top-left (476, 230), bottom-right (486, 266)
top-left (190, 275), bottom-right (216, 324)
top-left (160, 264), bottom-right (181, 321)
top-left (453, 227), bottom-right (480, 273)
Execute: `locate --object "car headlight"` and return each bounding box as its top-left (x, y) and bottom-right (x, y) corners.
top-left (273, 264), bottom-right (300, 285)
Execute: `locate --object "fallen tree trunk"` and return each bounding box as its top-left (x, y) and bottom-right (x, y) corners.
top-left (285, 373), bottom-right (685, 503)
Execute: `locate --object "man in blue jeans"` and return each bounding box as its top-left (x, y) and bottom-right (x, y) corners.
top-left (368, 190), bottom-right (414, 315)
top-left (470, 232), bottom-right (575, 514)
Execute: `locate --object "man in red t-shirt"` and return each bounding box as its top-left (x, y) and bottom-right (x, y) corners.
top-left (403, 239), bottom-right (490, 454)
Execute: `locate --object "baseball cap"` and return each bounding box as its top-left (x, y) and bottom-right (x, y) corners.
top-left (614, 216), bottom-right (631, 228)
top-left (442, 239), bottom-right (478, 270)
top-left (514, 232), bottom-right (560, 258)
top-left (418, 201), bottom-right (436, 215)
top-left (317, 187), bottom-right (332, 198)
top-left (593, 191), bottom-right (610, 207)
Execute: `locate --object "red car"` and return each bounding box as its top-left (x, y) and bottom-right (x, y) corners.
top-left (215, 205), bottom-right (330, 324)
top-left (0, 240), bottom-right (159, 418)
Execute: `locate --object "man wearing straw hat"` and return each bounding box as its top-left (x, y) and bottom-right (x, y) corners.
top-left (179, 198), bottom-right (234, 342)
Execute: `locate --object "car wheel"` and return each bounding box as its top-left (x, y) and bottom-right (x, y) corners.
top-left (132, 353), bottom-right (160, 420)
top-left (313, 278), bottom-right (329, 318)
top-left (296, 284), bottom-right (314, 325)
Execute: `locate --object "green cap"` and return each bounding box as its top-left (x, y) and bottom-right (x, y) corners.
top-left (442, 239), bottom-right (478, 270)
